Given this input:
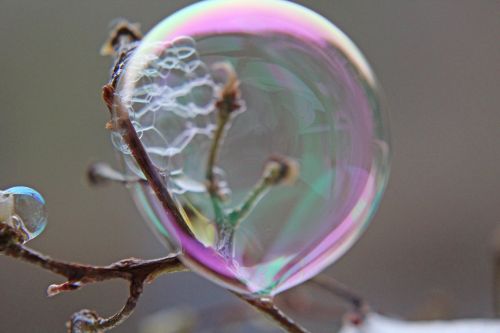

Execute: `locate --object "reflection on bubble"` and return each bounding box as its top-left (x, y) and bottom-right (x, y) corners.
top-left (114, 36), bottom-right (222, 194)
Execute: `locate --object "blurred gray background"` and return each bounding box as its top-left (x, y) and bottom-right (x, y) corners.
top-left (0, 0), bottom-right (498, 332)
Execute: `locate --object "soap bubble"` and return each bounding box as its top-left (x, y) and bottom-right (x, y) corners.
top-left (0, 186), bottom-right (48, 243)
top-left (113, 0), bottom-right (391, 296)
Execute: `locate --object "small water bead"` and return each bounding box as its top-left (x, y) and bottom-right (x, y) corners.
top-left (113, 0), bottom-right (391, 296)
top-left (0, 186), bottom-right (48, 243)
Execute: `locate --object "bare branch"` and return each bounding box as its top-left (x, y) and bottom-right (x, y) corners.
top-left (237, 294), bottom-right (311, 333)
top-left (104, 85), bottom-right (194, 239)
top-left (3, 221), bottom-right (362, 333)
top-left (2, 239), bottom-right (185, 294)
top-left (97, 32), bottom-right (327, 333)
top-left (204, 62), bottom-right (243, 228)
top-left (228, 155), bottom-right (299, 227)
top-left (1, 223), bottom-right (187, 332)
top-left (309, 275), bottom-right (367, 314)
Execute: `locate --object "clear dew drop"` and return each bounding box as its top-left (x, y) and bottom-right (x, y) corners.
top-left (0, 186), bottom-right (48, 243)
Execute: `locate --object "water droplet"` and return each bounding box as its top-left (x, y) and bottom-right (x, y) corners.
top-left (0, 186), bottom-right (48, 243)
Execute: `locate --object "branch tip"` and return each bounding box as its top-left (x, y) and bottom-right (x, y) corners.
top-left (101, 20), bottom-right (142, 57)
top-left (48, 281), bottom-right (83, 297)
top-left (212, 62), bottom-right (243, 116)
top-left (264, 155), bottom-right (300, 186)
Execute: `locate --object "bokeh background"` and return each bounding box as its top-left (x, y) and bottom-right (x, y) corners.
top-left (0, 0), bottom-right (498, 332)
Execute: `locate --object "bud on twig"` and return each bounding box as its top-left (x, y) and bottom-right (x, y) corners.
top-left (100, 20), bottom-right (142, 56)
top-left (212, 62), bottom-right (243, 117)
top-left (263, 155), bottom-right (300, 186)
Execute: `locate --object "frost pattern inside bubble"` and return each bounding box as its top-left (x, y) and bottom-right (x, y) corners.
top-left (113, 37), bottom-right (230, 195)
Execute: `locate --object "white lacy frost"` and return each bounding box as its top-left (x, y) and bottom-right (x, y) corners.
top-left (339, 313), bottom-right (500, 333)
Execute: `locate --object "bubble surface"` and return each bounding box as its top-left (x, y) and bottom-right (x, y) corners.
top-left (0, 186), bottom-right (48, 242)
top-left (113, 0), bottom-right (391, 296)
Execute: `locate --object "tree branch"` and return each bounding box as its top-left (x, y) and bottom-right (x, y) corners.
top-left (3, 240), bottom-right (185, 294)
top-left (309, 275), bottom-right (367, 313)
top-left (95, 25), bottom-right (336, 333)
top-left (99, 29), bottom-right (312, 331)
top-left (0, 20), bottom-right (344, 333)
top-left (67, 279), bottom-right (143, 333)
top-left (104, 77), bottom-right (311, 333)
top-left (2, 220), bottom-right (314, 333)
top-left (237, 294), bottom-right (310, 333)
top-left (0, 223), bottom-right (187, 333)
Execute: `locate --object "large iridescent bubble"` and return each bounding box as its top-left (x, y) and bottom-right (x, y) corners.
top-left (112, 0), bottom-right (390, 296)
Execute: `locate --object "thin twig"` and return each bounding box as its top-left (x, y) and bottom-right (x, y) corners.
top-left (102, 53), bottom-right (310, 333)
top-left (205, 111), bottom-right (231, 199)
top-left (107, 97), bottom-right (310, 333)
top-left (0, 226), bottom-right (187, 286)
top-left (104, 85), bottom-right (194, 238)
top-left (4, 242), bottom-right (185, 292)
top-left (0, 224), bottom-right (187, 332)
top-left (227, 169), bottom-right (272, 228)
top-left (2, 223), bottom-right (346, 333)
top-left (205, 112), bottom-right (230, 226)
top-left (98, 22), bottom-right (326, 333)
top-left (236, 294), bottom-right (310, 333)
top-left (2, 222), bottom-right (313, 333)
top-left (310, 275), bottom-right (367, 313)
top-left (67, 279), bottom-right (143, 333)
top-left (93, 278), bottom-right (143, 330)
top-left (101, 22), bottom-right (192, 237)
top-left (87, 162), bottom-right (146, 186)
top-left (204, 62), bottom-right (242, 228)
top-left (228, 156), bottom-right (299, 227)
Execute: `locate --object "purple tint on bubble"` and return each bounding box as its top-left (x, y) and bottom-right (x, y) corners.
top-left (117, 0), bottom-right (390, 296)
